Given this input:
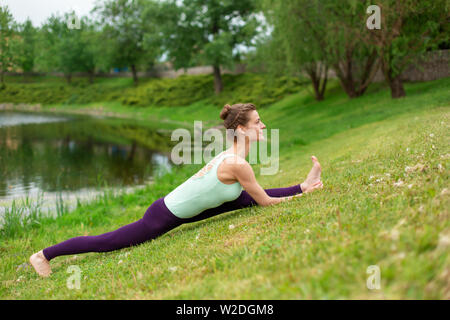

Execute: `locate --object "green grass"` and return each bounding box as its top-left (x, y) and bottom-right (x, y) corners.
top-left (0, 73), bottom-right (307, 108)
top-left (0, 77), bottom-right (449, 299)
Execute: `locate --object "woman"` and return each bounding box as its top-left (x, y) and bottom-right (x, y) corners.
top-left (30, 103), bottom-right (323, 277)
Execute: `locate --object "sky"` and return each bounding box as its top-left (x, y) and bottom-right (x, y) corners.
top-left (0, 0), bottom-right (103, 27)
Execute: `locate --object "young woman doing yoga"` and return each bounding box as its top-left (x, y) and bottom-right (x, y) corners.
top-left (30, 103), bottom-right (323, 277)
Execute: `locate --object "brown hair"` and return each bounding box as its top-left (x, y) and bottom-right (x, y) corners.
top-left (220, 103), bottom-right (256, 130)
top-left (220, 103), bottom-right (257, 143)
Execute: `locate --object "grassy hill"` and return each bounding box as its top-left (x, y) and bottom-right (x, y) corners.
top-left (0, 77), bottom-right (449, 299)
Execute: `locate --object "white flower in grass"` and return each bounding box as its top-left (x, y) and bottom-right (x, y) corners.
top-left (229, 224), bottom-right (235, 230)
top-left (429, 133), bottom-right (434, 138)
top-left (394, 252), bottom-right (406, 260)
top-left (393, 180), bottom-right (404, 187)
top-left (369, 175), bottom-right (375, 180)
top-left (168, 266), bottom-right (177, 272)
top-left (407, 184), bottom-right (414, 189)
top-left (405, 163), bottom-right (425, 173)
top-left (437, 232), bottom-right (450, 249)
top-left (118, 252), bottom-right (130, 258)
top-left (390, 229), bottom-right (400, 241)
top-left (118, 260), bottom-right (123, 265)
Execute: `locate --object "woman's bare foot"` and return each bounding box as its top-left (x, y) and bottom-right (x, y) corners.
top-left (29, 250), bottom-right (52, 277)
top-left (301, 156), bottom-right (323, 193)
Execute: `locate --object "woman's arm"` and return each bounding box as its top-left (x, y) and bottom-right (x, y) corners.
top-left (180, 160), bottom-right (320, 224)
top-left (233, 160), bottom-right (300, 206)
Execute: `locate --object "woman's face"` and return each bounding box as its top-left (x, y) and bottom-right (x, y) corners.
top-left (238, 110), bottom-right (266, 142)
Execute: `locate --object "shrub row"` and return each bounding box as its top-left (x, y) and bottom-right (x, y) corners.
top-left (0, 73), bottom-right (308, 108)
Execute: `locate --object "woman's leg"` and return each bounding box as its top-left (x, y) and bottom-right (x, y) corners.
top-left (42, 198), bottom-right (184, 261)
top-left (180, 184), bottom-right (302, 223)
top-left (41, 184), bottom-right (301, 260)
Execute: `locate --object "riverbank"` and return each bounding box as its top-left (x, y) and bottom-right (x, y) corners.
top-left (1, 77), bottom-right (449, 299)
top-left (0, 102), bottom-right (198, 130)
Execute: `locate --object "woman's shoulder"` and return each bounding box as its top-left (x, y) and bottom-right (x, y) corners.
top-left (222, 152), bottom-right (248, 165)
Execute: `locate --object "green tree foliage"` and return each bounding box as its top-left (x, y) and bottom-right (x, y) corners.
top-left (15, 18), bottom-right (37, 77)
top-left (323, 0), bottom-right (380, 98)
top-left (366, 0), bottom-right (448, 98)
top-left (259, 0), bottom-right (381, 101)
top-left (160, 0), bottom-right (259, 94)
top-left (37, 12), bottom-right (97, 84)
top-left (258, 0), bottom-right (332, 101)
top-left (0, 5), bottom-right (17, 86)
top-left (92, 0), bottom-right (165, 86)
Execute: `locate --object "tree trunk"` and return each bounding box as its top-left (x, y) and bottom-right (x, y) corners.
top-left (310, 74), bottom-right (325, 101)
top-left (131, 64), bottom-right (138, 86)
top-left (388, 74), bottom-right (406, 98)
top-left (213, 65), bottom-right (223, 94)
top-left (66, 73), bottom-right (72, 84)
top-left (341, 81), bottom-right (358, 98)
top-left (332, 48), bottom-right (379, 99)
top-left (306, 63), bottom-right (328, 101)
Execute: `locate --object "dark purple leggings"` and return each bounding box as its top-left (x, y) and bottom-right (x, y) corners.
top-left (42, 184), bottom-right (302, 261)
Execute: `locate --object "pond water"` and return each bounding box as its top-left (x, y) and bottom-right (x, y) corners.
top-left (0, 111), bottom-right (175, 218)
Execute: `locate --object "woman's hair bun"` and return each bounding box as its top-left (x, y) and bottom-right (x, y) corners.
top-left (220, 104), bottom-right (232, 120)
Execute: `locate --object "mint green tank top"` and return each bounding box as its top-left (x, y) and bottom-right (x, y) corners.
top-left (163, 152), bottom-right (244, 219)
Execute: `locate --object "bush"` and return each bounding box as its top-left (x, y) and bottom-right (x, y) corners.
top-left (0, 73), bottom-right (308, 108)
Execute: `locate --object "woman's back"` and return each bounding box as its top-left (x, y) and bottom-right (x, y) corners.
top-left (163, 152), bottom-right (243, 219)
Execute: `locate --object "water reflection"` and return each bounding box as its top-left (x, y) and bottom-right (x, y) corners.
top-left (0, 111), bottom-right (174, 207)
top-left (0, 112), bottom-right (69, 128)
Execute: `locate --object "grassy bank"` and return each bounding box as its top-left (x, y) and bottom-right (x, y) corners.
top-left (0, 77), bottom-right (449, 299)
top-left (0, 73), bottom-right (307, 109)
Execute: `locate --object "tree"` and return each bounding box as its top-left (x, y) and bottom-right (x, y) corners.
top-left (366, 0), bottom-right (448, 98)
top-left (259, 0), bottom-right (332, 101)
top-left (37, 12), bottom-right (99, 84)
top-left (15, 18), bottom-right (37, 79)
top-left (324, 0), bottom-right (381, 98)
top-left (93, 0), bottom-right (164, 86)
top-left (161, 0), bottom-right (259, 94)
top-left (0, 5), bottom-right (17, 86)
top-left (259, 0), bottom-right (382, 100)
top-left (78, 16), bottom-right (101, 84)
